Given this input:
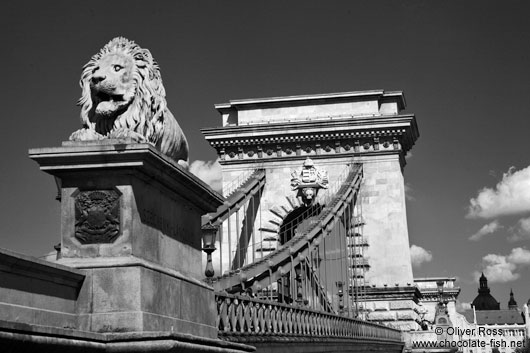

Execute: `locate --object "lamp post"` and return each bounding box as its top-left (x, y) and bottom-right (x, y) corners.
top-left (202, 222), bottom-right (218, 280)
top-left (436, 280), bottom-right (446, 305)
top-left (337, 281), bottom-right (344, 315)
top-left (436, 280), bottom-right (448, 315)
top-left (295, 266), bottom-right (304, 305)
top-left (436, 280), bottom-right (443, 301)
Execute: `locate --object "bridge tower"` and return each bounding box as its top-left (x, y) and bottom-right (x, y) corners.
top-left (202, 90), bottom-right (420, 330)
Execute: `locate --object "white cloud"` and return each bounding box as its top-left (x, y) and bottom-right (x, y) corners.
top-left (507, 247), bottom-right (530, 265)
top-left (469, 220), bottom-right (502, 241)
top-left (508, 217), bottom-right (530, 242)
top-left (189, 159), bottom-right (222, 193)
top-left (405, 182), bottom-right (415, 201)
top-left (468, 166), bottom-right (530, 219)
top-left (456, 301), bottom-right (472, 312)
top-left (410, 245), bottom-right (433, 267)
top-left (474, 247), bottom-right (530, 283)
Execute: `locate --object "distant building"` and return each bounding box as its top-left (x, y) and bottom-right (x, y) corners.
top-left (414, 277), bottom-right (460, 327)
top-left (410, 275), bottom-right (530, 353)
top-left (472, 273), bottom-right (500, 311)
top-left (460, 274), bottom-right (529, 353)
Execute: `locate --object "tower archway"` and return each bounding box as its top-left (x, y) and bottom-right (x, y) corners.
top-left (278, 203), bottom-right (323, 245)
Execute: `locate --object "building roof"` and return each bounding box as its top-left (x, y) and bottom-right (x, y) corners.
top-left (462, 309), bottom-right (525, 325)
top-left (475, 310), bottom-right (525, 325)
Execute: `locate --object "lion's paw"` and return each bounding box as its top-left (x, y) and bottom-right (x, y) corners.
top-left (108, 128), bottom-right (147, 143)
top-left (69, 129), bottom-right (105, 141)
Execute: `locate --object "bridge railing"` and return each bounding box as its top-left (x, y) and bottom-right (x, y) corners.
top-left (216, 292), bottom-right (402, 342)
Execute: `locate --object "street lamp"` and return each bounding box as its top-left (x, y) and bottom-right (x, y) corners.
top-left (295, 266), bottom-right (304, 305)
top-left (337, 281), bottom-right (344, 314)
top-left (202, 222), bottom-right (218, 279)
top-left (436, 280), bottom-right (444, 304)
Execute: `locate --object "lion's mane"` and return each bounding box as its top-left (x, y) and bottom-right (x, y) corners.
top-left (72, 37), bottom-right (188, 163)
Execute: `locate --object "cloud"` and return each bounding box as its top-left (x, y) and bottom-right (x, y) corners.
top-left (507, 247), bottom-right (530, 265)
top-left (508, 217), bottom-right (530, 241)
top-left (405, 182), bottom-right (415, 201)
top-left (474, 247), bottom-right (530, 283)
top-left (469, 220), bottom-right (502, 241)
top-left (189, 159), bottom-right (222, 193)
top-left (410, 245), bottom-right (433, 267)
top-left (456, 301), bottom-right (472, 312)
top-left (467, 166), bottom-right (530, 219)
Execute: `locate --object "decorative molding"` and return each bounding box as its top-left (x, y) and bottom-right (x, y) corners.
top-left (202, 115), bottom-right (419, 164)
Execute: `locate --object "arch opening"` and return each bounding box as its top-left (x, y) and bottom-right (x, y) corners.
top-left (278, 203), bottom-right (323, 245)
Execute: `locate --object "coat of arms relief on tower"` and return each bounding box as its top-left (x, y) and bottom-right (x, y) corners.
top-left (290, 158), bottom-right (329, 206)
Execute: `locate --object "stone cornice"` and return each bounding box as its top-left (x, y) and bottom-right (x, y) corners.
top-left (214, 89), bottom-right (406, 111)
top-left (419, 288), bottom-right (461, 302)
top-left (419, 289), bottom-right (461, 296)
top-left (29, 141), bottom-right (224, 213)
top-left (202, 114), bottom-right (417, 143)
top-left (202, 115), bottom-right (418, 164)
top-left (363, 286), bottom-right (422, 303)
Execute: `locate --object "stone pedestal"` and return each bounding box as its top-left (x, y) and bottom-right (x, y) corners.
top-left (29, 141), bottom-right (224, 337)
top-left (363, 285), bottom-right (422, 331)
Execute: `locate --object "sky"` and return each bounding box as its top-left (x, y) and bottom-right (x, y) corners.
top-left (1, 0), bottom-right (530, 311)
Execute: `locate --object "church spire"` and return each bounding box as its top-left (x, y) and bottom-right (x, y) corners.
top-left (508, 289), bottom-right (518, 310)
top-left (472, 273), bottom-right (500, 310)
top-left (478, 272), bottom-right (490, 294)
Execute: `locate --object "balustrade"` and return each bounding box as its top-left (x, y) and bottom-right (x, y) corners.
top-left (216, 292), bottom-right (401, 341)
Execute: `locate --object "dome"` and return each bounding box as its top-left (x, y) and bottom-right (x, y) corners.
top-left (472, 294), bottom-right (501, 310)
top-left (472, 273), bottom-right (500, 311)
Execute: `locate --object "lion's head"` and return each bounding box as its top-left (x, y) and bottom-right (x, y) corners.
top-left (71, 37), bottom-right (188, 163)
top-left (78, 37), bottom-right (166, 138)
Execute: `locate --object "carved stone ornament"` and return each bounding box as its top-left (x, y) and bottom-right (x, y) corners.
top-left (74, 190), bottom-right (121, 244)
top-left (290, 158), bottom-right (329, 206)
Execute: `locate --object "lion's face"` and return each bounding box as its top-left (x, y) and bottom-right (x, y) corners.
top-left (90, 53), bottom-right (136, 118)
top-left (72, 37), bottom-right (188, 163)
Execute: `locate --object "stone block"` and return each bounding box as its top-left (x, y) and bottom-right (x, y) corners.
top-left (390, 300), bottom-right (415, 310)
top-left (180, 280), bottom-right (216, 330)
top-left (140, 267), bottom-right (181, 319)
top-left (90, 311), bottom-right (143, 332)
top-left (389, 321), bottom-right (419, 331)
top-left (33, 309), bottom-right (77, 329)
top-left (0, 303), bottom-right (76, 329)
top-left (362, 301), bottom-right (375, 311)
top-left (0, 303), bottom-right (35, 324)
top-left (396, 310), bottom-right (417, 321)
top-left (373, 301), bottom-right (389, 311)
top-left (92, 267), bottom-right (141, 313)
top-left (367, 311), bottom-right (396, 321)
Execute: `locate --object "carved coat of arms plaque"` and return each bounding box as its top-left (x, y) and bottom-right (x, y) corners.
top-left (74, 190), bottom-right (121, 244)
top-left (290, 158), bottom-right (329, 206)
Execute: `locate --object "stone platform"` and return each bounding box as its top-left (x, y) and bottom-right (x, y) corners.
top-left (0, 141), bottom-right (254, 353)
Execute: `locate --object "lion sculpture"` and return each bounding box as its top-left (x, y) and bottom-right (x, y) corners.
top-left (69, 37), bottom-right (189, 164)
